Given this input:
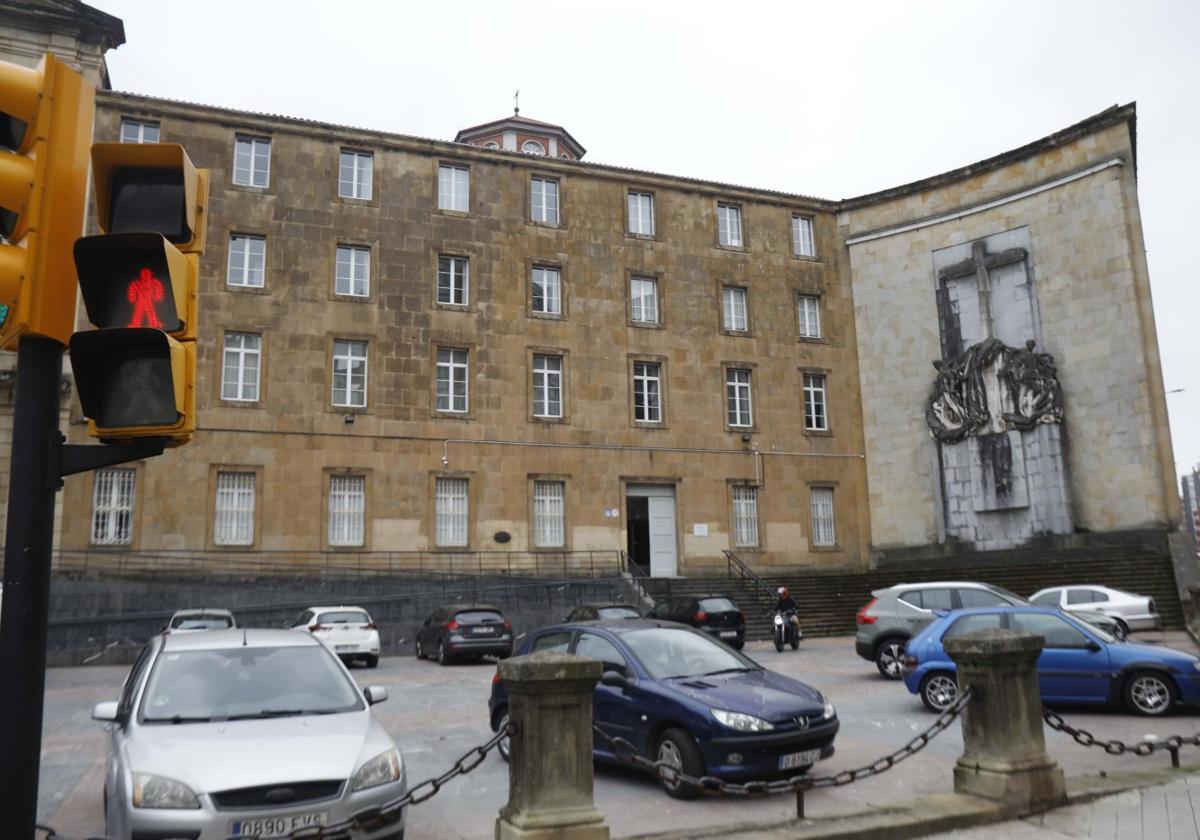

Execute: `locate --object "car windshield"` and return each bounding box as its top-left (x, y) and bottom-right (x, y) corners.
top-left (622, 628), bottom-right (760, 680)
top-left (698, 598), bottom-right (737, 613)
top-left (456, 610), bottom-right (503, 623)
top-left (597, 606), bottom-right (640, 620)
top-left (173, 617), bottom-right (232, 630)
top-left (1069, 615), bottom-right (1116, 644)
top-left (319, 611), bottom-right (370, 625)
top-left (140, 645), bottom-right (364, 722)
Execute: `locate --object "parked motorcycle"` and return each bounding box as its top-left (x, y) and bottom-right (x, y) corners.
top-left (773, 609), bottom-right (803, 651)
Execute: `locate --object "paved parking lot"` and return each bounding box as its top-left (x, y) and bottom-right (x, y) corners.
top-left (38, 632), bottom-right (1200, 839)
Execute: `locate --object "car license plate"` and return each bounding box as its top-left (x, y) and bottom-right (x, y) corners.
top-left (231, 811), bottom-right (326, 838)
top-left (779, 748), bottom-right (821, 771)
top-left (719, 630), bottom-right (738, 638)
top-left (476, 627), bottom-right (496, 634)
top-left (335, 644), bottom-right (356, 651)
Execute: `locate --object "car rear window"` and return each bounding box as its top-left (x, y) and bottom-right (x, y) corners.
top-left (597, 607), bottom-right (640, 620)
top-left (1030, 591), bottom-right (1060, 607)
top-left (698, 598), bottom-right (737, 613)
top-left (455, 610), bottom-right (504, 624)
top-left (958, 589), bottom-right (1009, 608)
top-left (318, 611), bottom-right (371, 625)
top-left (173, 617), bottom-right (233, 630)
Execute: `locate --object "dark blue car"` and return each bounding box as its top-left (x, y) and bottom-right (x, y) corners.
top-left (902, 606), bottom-right (1200, 716)
top-left (489, 619), bottom-right (838, 798)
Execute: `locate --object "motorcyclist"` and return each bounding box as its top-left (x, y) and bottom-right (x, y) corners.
top-left (774, 586), bottom-right (801, 638)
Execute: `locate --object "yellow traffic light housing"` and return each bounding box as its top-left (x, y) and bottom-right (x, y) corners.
top-left (90, 143), bottom-right (209, 254)
top-left (0, 55), bottom-right (95, 349)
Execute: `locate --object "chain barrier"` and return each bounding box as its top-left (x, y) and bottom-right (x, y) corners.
top-left (37, 825), bottom-right (114, 840)
top-left (1043, 707), bottom-right (1200, 768)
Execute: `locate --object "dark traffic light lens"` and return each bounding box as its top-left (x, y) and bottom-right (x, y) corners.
top-left (109, 168), bottom-right (191, 243)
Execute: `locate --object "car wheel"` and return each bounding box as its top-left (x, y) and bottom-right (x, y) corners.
top-left (415, 638), bottom-right (425, 660)
top-left (496, 710), bottom-right (511, 762)
top-left (734, 641), bottom-right (745, 651)
top-left (655, 728), bottom-right (703, 800)
top-left (920, 671), bottom-right (959, 713)
top-left (437, 639), bottom-right (451, 666)
top-left (1114, 619), bottom-right (1130, 641)
top-left (366, 655), bottom-right (379, 669)
top-left (1124, 671), bottom-right (1177, 716)
top-left (875, 639), bottom-right (907, 680)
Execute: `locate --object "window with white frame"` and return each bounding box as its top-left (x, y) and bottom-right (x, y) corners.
top-left (792, 215), bottom-right (815, 257)
top-left (332, 339), bottom-right (368, 408)
top-left (732, 485), bottom-right (759, 547)
top-left (221, 332), bottom-right (261, 402)
top-left (227, 234), bottom-right (266, 288)
top-left (435, 477), bottom-right (469, 547)
top-left (532, 480), bottom-right (565, 547)
top-left (521, 139), bottom-right (546, 155)
top-left (437, 256), bottom-right (469, 306)
top-left (810, 487), bottom-right (836, 547)
top-left (531, 265), bottom-right (562, 315)
top-left (532, 354), bottom-right (563, 418)
top-left (630, 276), bottom-right (658, 324)
top-left (338, 150), bottom-right (373, 200)
top-left (628, 191), bottom-right (655, 236)
top-left (335, 245), bottom-right (370, 297)
top-left (120, 119), bottom-right (159, 144)
top-left (530, 177), bottom-right (559, 224)
top-left (91, 468), bottom-right (135, 545)
top-left (726, 368), bottom-right (752, 427)
top-left (438, 164), bottom-right (469, 212)
top-left (722, 286), bottom-right (747, 332)
top-left (803, 373), bottom-right (828, 431)
top-left (233, 136), bottom-right (270, 187)
top-left (633, 361), bottom-right (661, 423)
top-left (717, 203), bottom-right (742, 247)
top-left (798, 294), bottom-right (822, 339)
top-left (436, 348), bottom-right (468, 413)
top-left (214, 471), bottom-right (256, 546)
top-left (328, 474), bottom-right (366, 547)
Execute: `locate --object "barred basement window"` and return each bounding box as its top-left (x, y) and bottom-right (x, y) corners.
top-left (798, 295), bottom-right (821, 339)
top-left (215, 472), bottom-right (256, 546)
top-left (435, 478), bottom-right (469, 547)
top-left (438, 164), bottom-right (470, 212)
top-left (91, 468), bottom-right (135, 545)
top-left (227, 234), bottom-right (265, 288)
top-left (533, 481), bottom-right (565, 547)
top-left (810, 487), bottom-right (836, 547)
top-left (328, 475), bottom-right (366, 547)
top-left (732, 485), bottom-right (758, 547)
top-left (338, 150), bottom-right (373, 200)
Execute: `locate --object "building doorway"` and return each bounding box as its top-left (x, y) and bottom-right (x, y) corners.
top-left (626, 484), bottom-right (677, 577)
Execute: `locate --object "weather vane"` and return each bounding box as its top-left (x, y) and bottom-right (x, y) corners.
top-left (514, 88), bottom-right (520, 115)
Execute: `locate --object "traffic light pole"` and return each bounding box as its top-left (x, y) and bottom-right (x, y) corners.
top-left (0, 336), bottom-right (65, 840)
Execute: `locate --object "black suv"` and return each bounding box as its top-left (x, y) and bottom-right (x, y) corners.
top-left (415, 603), bottom-right (513, 665)
top-left (648, 595), bottom-right (745, 649)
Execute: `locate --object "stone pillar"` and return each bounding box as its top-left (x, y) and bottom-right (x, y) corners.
top-left (944, 629), bottom-right (1066, 808)
top-left (496, 651), bottom-right (609, 840)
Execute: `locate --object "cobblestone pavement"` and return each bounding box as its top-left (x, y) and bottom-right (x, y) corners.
top-left (37, 631), bottom-right (1200, 839)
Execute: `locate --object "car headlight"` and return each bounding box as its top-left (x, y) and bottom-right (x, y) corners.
top-left (710, 709), bottom-right (775, 732)
top-left (1192, 661), bottom-right (1200, 673)
top-left (131, 773), bottom-right (200, 809)
top-left (823, 700), bottom-right (836, 720)
top-left (352, 748), bottom-right (403, 791)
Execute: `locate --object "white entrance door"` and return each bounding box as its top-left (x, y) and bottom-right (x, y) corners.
top-left (647, 495), bottom-right (678, 577)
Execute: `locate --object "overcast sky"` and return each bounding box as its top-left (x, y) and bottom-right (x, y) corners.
top-left (93, 0), bottom-right (1200, 487)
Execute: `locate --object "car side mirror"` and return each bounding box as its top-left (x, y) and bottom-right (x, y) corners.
top-left (600, 670), bottom-right (628, 689)
top-left (364, 686), bottom-right (388, 705)
top-left (1085, 641), bottom-right (1102, 652)
top-left (92, 701), bottom-right (119, 722)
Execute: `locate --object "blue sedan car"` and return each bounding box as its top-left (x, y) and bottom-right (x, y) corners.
top-left (489, 619), bottom-right (838, 798)
top-left (902, 606), bottom-right (1200, 716)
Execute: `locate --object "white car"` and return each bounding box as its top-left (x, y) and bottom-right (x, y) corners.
top-left (92, 629), bottom-right (405, 840)
top-left (1030, 585), bottom-right (1162, 634)
top-left (289, 606), bottom-right (381, 668)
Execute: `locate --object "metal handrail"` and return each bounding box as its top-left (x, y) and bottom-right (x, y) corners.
top-left (723, 549), bottom-right (779, 605)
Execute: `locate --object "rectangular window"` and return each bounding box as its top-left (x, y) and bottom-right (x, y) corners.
top-left (633, 361), bottom-right (661, 423)
top-left (532, 354), bottom-right (563, 418)
top-left (120, 119), bottom-right (159, 144)
top-left (221, 332), bottom-right (261, 402)
top-left (436, 348), bottom-right (469, 413)
top-left (233, 136), bottom-right (271, 187)
top-left (328, 474), bottom-right (366, 547)
top-left (438, 164), bottom-right (470, 212)
top-left (91, 468), bottom-right (135, 545)
top-left (628, 191), bottom-right (655, 235)
top-left (335, 245), bottom-right (370, 297)
top-left (630, 276), bottom-right (658, 324)
top-left (803, 373), bottom-right (828, 431)
top-left (338, 150), bottom-right (373, 200)
top-left (214, 471), bottom-right (256, 546)
top-left (227, 234), bottom-right (266, 288)
top-left (437, 256), bottom-right (469, 306)
top-left (726, 368), bottom-right (752, 427)
top-left (717, 203), bottom-right (742, 247)
top-left (793, 215), bottom-right (815, 257)
top-left (531, 177), bottom-right (559, 224)
top-left (533, 480), bottom-right (565, 548)
top-left (332, 340), bottom-right (368, 408)
top-left (722, 286), bottom-right (747, 332)
top-left (810, 487), bottom-right (836, 547)
top-left (798, 295), bottom-right (822, 339)
top-left (435, 477), bottom-right (469, 547)
top-left (732, 485), bottom-right (759, 547)
top-left (531, 265), bottom-right (562, 315)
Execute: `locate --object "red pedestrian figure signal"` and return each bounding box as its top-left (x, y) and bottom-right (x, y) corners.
top-left (127, 267), bottom-right (165, 329)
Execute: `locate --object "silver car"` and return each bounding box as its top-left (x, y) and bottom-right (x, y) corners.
top-left (93, 629), bottom-right (406, 840)
top-left (1030, 585), bottom-right (1163, 634)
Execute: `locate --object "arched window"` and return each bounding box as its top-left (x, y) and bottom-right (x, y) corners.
top-left (521, 140), bottom-right (546, 155)
top-left (482, 141), bottom-right (499, 150)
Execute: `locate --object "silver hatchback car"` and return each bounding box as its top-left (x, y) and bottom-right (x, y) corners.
top-left (93, 629), bottom-right (406, 840)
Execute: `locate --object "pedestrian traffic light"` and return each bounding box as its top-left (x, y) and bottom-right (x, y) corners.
top-left (69, 143), bottom-right (208, 446)
top-left (0, 54), bottom-right (94, 349)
